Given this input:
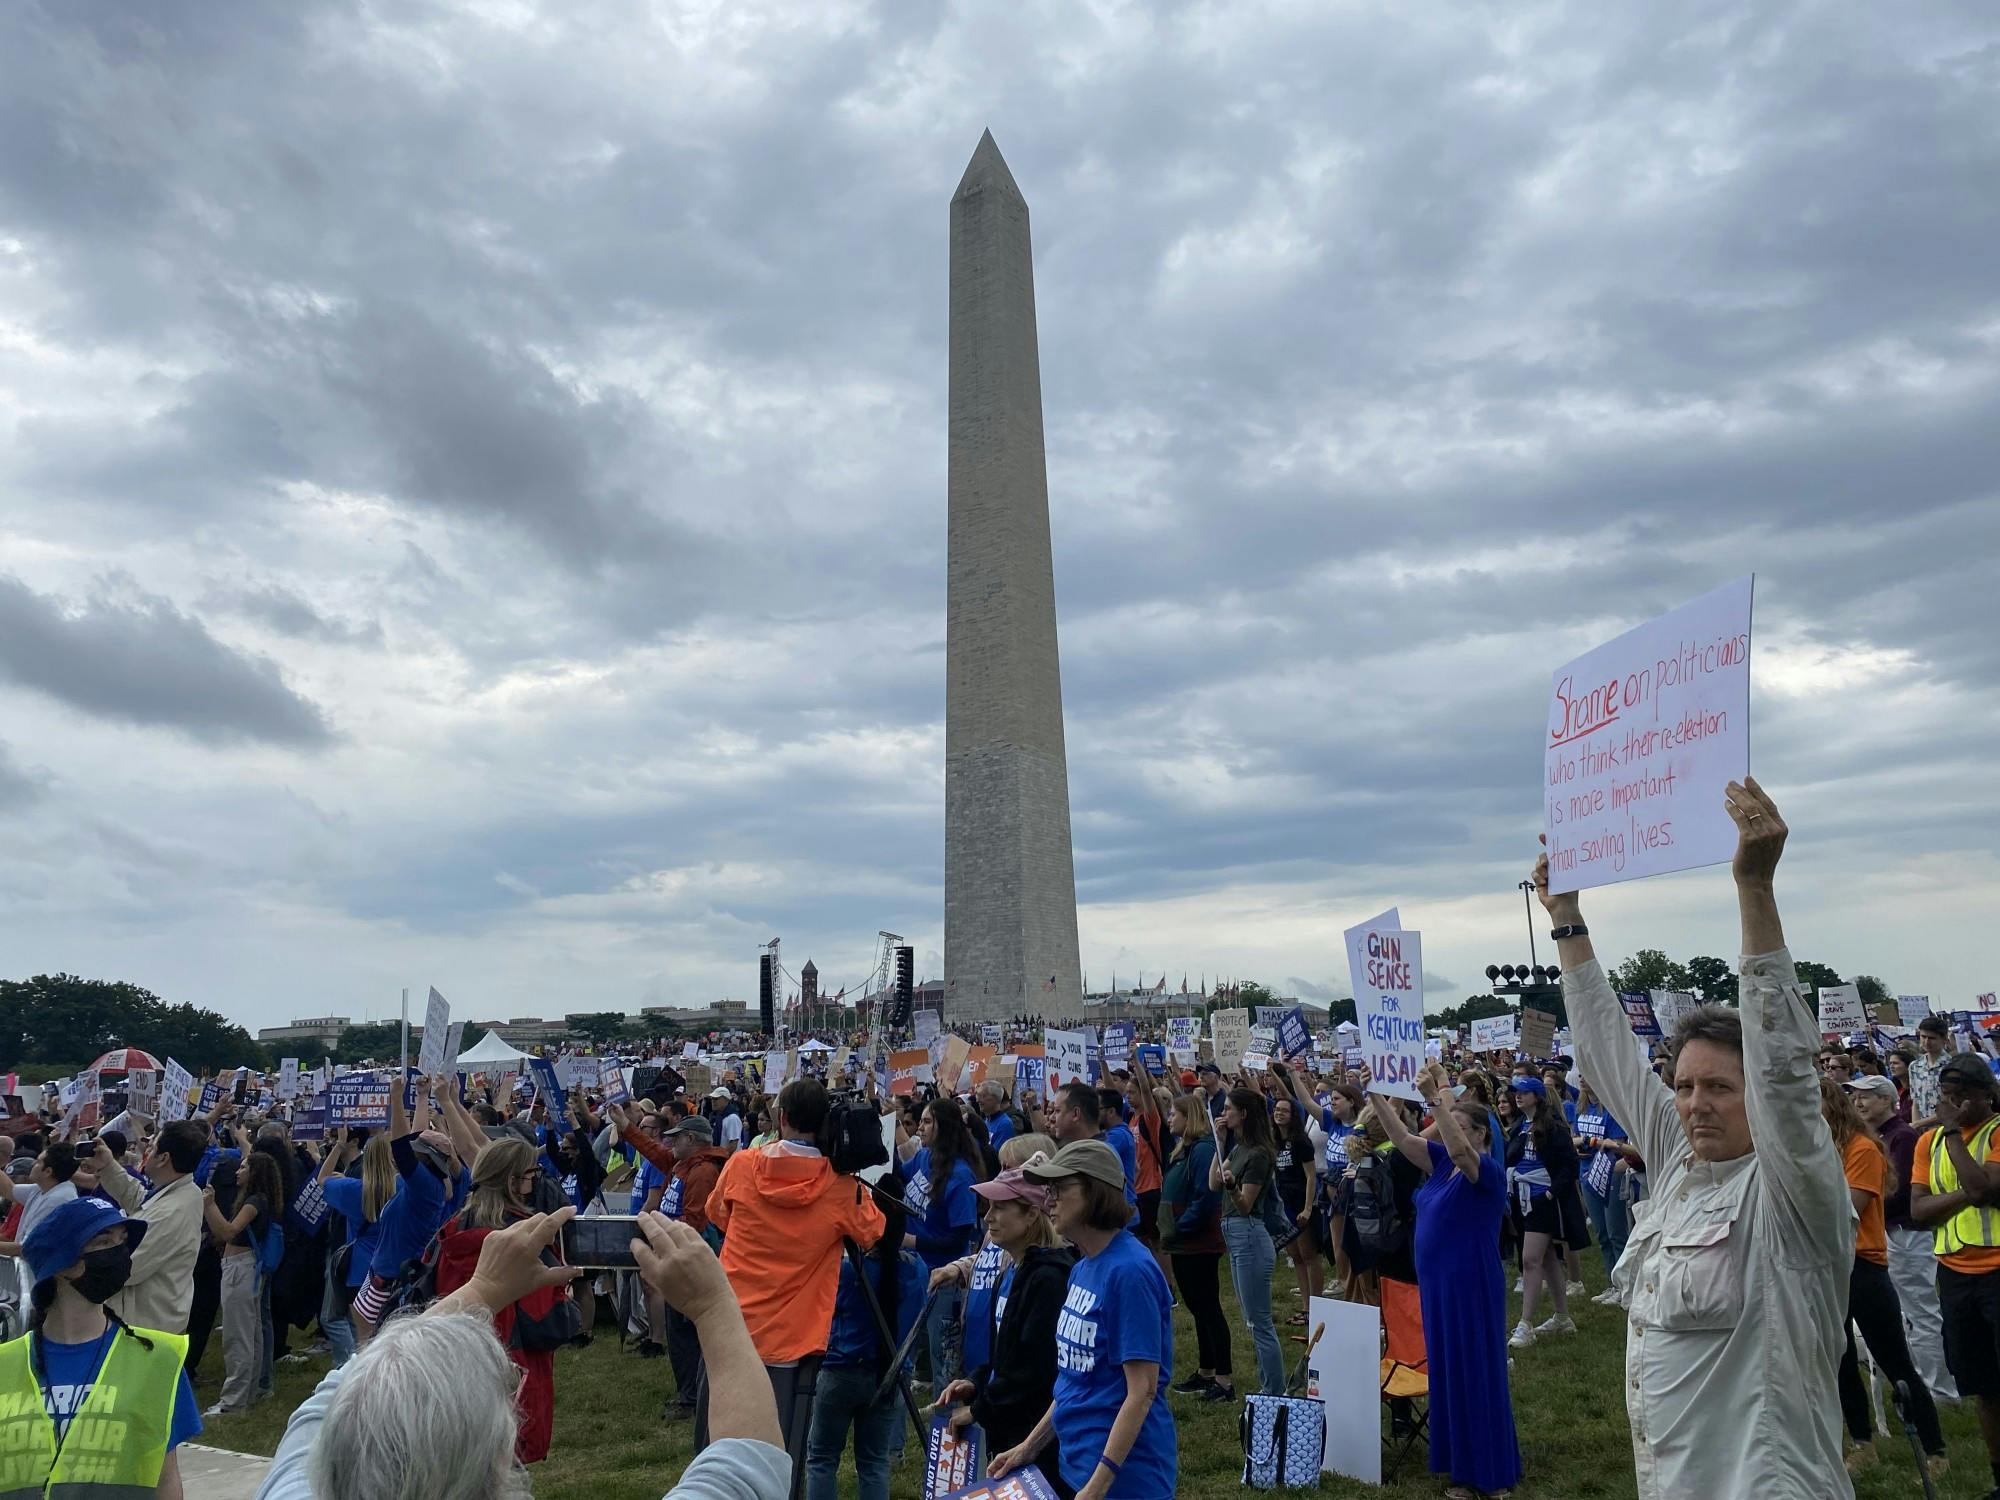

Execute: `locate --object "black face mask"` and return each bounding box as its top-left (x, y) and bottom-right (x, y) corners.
top-left (74, 1243), bottom-right (134, 1304)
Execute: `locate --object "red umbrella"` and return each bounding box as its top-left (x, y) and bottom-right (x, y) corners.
top-left (88, 1048), bottom-right (163, 1074)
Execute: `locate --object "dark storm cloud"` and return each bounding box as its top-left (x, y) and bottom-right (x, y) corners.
top-left (0, 576), bottom-right (333, 746)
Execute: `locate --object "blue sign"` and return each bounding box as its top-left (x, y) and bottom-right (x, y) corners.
top-left (1103, 1022), bottom-right (1134, 1070)
top-left (1136, 1043), bottom-right (1168, 1077)
top-left (529, 1058), bottom-right (573, 1128)
top-left (1619, 993), bottom-right (1661, 1039)
top-left (1275, 1007), bottom-right (1312, 1060)
top-left (1016, 1057), bottom-right (1046, 1099)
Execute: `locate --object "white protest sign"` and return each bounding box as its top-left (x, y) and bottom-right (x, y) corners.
top-left (1817, 984), bottom-right (1866, 1036)
top-left (1345, 919), bottom-right (1425, 1101)
top-left (442, 1021), bottom-right (465, 1070)
top-left (1648, 990), bottom-right (1698, 1037)
top-left (277, 1058), bottom-right (300, 1100)
top-left (417, 987), bottom-right (451, 1076)
top-left (1544, 576), bottom-right (1753, 894)
top-left (1209, 1010), bottom-right (1250, 1074)
top-left (1044, 1029), bottom-right (1090, 1090)
top-left (159, 1058), bottom-right (194, 1122)
top-left (1308, 1295), bottom-right (1382, 1483)
top-left (1470, 1015), bottom-right (1518, 1052)
top-left (915, 1010), bottom-right (941, 1049)
top-left (1898, 995), bottom-right (1933, 1026)
top-left (681, 1040), bottom-right (699, 1061)
top-left (126, 1069), bottom-right (158, 1115)
top-left (763, 1050), bottom-right (790, 1090)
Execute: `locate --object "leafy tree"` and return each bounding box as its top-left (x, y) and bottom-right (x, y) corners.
top-left (1793, 959), bottom-right (1844, 995)
top-left (1684, 955), bottom-right (1738, 1006)
top-left (569, 1012), bottom-right (631, 1048)
top-left (1608, 949), bottom-right (1693, 996)
top-left (1854, 975), bottom-right (1891, 1010)
top-left (1428, 993), bottom-right (1522, 1033)
top-left (0, 974), bottom-right (265, 1074)
top-left (1322, 997), bottom-right (1357, 1026)
top-left (333, 1022), bottom-right (406, 1064)
top-left (1235, 982), bottom-right (1279, 1010)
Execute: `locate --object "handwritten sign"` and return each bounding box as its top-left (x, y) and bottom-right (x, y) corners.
top-left (1818, 984), bottom-right (1866, 1036)
top-left (1470, 1015), bottom-right (1519, 1051)
top-left (418, 987), bottom-right (452, 1076)
top-left (158, 1058), bottom-right (194, 1122)
top-left (277, 1058), bottom-right (300, 1101)
top-left (1166, 1016), bottom-right (1201, 1065)
top-left (1346, 919), bottom-right (1425, 1101)
top-left (1209, 1010), bottom-right (1250, 1074)
top-left (1518, 1008), bottom-right (1558, 1060)
top-left (1889, 994), bottom-right (1928, 1026)
top-left (1648, 990), bottom-right (1697, 1038)
top-left (1044, 1029), bottom-right (1090, 1091)
top-left (1543, 576), bottom-right (1753, 894)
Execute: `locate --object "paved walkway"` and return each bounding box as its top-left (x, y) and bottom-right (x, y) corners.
top-left (179, 1443), bottom-right (269, 1499)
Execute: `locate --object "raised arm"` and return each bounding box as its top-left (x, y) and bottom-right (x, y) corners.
top-left (1419, 1061), bottom-right (1483, 1181)
top-left (1536, 849), bottom-right (1682, 1173)
top-left (1726, 780), bottom-right (1850, 1245)
top-left (1370, 1091), bottom-right (1434, 1174)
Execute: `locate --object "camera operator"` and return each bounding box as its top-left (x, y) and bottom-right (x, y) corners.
top-left (702, 1077), bottom-right (885, 1495)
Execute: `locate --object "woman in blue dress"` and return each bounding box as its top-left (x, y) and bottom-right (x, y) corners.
top-left (1372, 1061), bottom-right (1521, 1500)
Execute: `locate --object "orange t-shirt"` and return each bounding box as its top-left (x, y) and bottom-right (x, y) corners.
top-left (1911, 1126), bottom-right (2000, 1273)
top-left (1841, 1134), bottom-right (1887, 1266)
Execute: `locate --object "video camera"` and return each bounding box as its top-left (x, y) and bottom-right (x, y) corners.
top-left (820, 1093), bottom-right (890, 1178)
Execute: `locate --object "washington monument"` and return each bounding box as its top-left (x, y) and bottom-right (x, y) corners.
top-left (944, 131), bottom-right (1083, 1024)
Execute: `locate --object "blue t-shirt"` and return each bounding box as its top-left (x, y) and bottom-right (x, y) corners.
top-left (660, 1171), bottom-right (687, 1220)
top-left (1054, 1229), bottom-right (1176, 1498)
top-left (986, 1110), bottom-right (1017, 1154)
top-left (1318, 1111), bottom-right (1356, 1177)
top-left (961, 1237), bottom-right (1009, 1373)
top-left (1574, 1104), bottom-right (1629, 1196)
top-left (636, 1156), bottom-right (669, 1210)
top-left (321, 1174), bottom-right (387, 1288)
top-left (904, 1148), bottom-right (978, 1270)
top-left (40, 1332), bottom-right (201, 1450)
top-left (1102, 1123), bottom-right (1140, 1226)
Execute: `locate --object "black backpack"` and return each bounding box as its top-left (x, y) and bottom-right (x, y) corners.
top-left (1347, 1151), bottom-right (1406, 1259)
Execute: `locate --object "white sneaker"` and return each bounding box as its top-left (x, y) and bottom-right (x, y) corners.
top-left (1508, 1320), bottom-right (1536, 1349)
top-left (1513, 1276), bottom-right (1524, 1293)
top-left (1591, 1287), bottom-right (1623, 1306)
top-left (1566, 1280), bottom-right (1587, 1298)
top-left (1536, 1313), bottom-right (1577, 1335)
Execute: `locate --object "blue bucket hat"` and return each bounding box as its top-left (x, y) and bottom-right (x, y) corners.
top-left (22, 1197), bottom-right (147, 1289)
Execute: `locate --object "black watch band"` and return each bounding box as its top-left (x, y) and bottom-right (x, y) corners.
top-left (1550, 923), bottom-right (1589, 941)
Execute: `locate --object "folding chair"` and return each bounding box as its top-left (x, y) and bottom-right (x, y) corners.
top-left (1378, 1276), bottom-right (1429, 1477)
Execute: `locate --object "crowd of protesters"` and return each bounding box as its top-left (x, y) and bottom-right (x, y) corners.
top-left (3, 780), bottom-right (1999, 1498)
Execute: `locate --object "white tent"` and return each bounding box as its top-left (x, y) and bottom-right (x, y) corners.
top-left (457, 1030), bottom-right (531, 1071)
top-left (797, 1039), bottom-right (836, 1052)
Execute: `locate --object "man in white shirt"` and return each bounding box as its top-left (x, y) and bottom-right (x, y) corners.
top-left (1535, 778), bottom-right (1851, 1500)
top-left (0, 1140), bottom-right (83, 1306)
top-left (711, 1089), bottom-right (744, 1152)
top-left (94, 1120), bottom-right (207, 1333)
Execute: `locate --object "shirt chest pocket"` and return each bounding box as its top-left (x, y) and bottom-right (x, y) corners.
top-left (1653, 1190), bottom-right (1750, 1332)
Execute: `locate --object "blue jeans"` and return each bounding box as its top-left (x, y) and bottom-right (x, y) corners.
top-left (1223, 1215), bottom-right (1285, 1395)
top-left (805, 1363), bottom-right (906, 1500)
top-left (1580, 1177), bottom-right (1628, 1278)
top-left (322, 1253), bottom-right (357, 1368)
top-left (923, 1282), bottom-right (964, 1393)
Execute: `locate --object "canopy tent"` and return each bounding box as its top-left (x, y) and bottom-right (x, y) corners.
top-left (457, 1030), bottom-right (531, 1070)
top-left (796, 1039), bottom-right (836, 1052)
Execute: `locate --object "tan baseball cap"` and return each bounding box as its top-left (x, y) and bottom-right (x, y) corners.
top-left (1020, 1138), bottom-right (1126, 1190)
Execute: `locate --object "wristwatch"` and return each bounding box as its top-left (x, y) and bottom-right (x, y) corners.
top-left (1550, 924), bottom-right (1589, 941)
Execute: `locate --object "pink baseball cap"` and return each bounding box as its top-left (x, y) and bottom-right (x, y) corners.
top-left (972, 1166), bottom-right (1050, 1210)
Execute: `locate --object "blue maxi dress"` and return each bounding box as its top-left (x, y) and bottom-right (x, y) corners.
top-left (1412, 1138), bottom-right (1522, 1493)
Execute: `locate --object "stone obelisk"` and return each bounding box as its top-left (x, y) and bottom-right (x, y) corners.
top-left (944, 130), bottom-right (1083, 1025)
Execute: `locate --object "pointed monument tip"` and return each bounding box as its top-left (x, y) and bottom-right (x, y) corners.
top-left (954, 128), bottom-right (1023, 203)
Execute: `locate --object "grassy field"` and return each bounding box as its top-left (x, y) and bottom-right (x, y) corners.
top-left (194, 1255), bottom-right (1993, 1497)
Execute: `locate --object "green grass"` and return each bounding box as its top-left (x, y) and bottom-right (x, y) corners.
top-left (194, 1256), bottom-right (1995, 1497)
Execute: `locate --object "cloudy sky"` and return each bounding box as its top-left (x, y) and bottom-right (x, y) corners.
top-left (3, 1), bottom-right (1997, 1034)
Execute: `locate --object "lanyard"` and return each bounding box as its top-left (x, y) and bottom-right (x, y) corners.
top-left (31, 1322), bottom-right (117, 1462)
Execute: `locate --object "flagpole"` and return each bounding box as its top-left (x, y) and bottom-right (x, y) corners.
top-left (399, 987), bottom-right (409, 1078)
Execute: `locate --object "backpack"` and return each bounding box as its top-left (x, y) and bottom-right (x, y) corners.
top-left (1347, 1151), bottom-right (1406, 1259)
top-left (253, 1214), bottom-right (286, 1279)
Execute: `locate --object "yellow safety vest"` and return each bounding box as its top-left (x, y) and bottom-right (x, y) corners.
top-left (1931, 1117), bottom-right (2000, 1257)
top-left (0, 1324), bottom-right (186, 1499)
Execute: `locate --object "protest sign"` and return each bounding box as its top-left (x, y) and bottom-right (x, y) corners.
top-left (1818, 984), bottom-right (1866, 1036)
top-left (1619, 993), bottom-right (1662, 1039)
top-left (915, 1010), bottom-right (941, 1049)
top-left (1981, 992), bottom-right (1999, 1012)
top-left (889, 1048), bottom-right (929, 1096)
top-left (922, 1412), bottom-right (984, 1499)
top-left (1209, 1010), bottom-right (1250, 1074)
top-left (1136, 1043), bottom-right (1167, 1076)
top-left (1648, 990), bottom-right (1697, 1036)
top-left (763, 1051), bottom-right (790, 1090)
top-left (291, 1177), bottom-right (332, 1233)
top-left (936, 1469), bottom-right (1062, 1500)
top-left (1309, 1295), bottom-right (1383, 1483)
top-left (1044, 1029), bottom-right (1090, 1090)
top-left (1342, 1046), bottom-right (1364, 1069)
top-left (941, 1035), bottom-right (972, 1093)
top-left (681, 1062), bottom-right (710, 1096)
top-left (1254, 1006), bottom-right (1286, 1028)
top-left (1898, 995), bottom-right (1933, 1026)
top-left (159, 1058), bottom-right (194, 1123)
top-left (328, 1072), bottom-right (395, 1128)
top-left (197, 1081), bottom-right (224, 1116)
top-left (1015, 1056), bottom-right (1046, 1099)
top-left (1470, 1015), bottom-right (1519, 1051)
top-left (981, 1024), bottom-right (1003, 1048)
top-left (277, 1058), bottom-right (300, 1100)
top-left (1518, 1008), bottom-right (1558, 1060)
top-left (1166, 1016), bottom-right (1201, 1061)
top-left (1345, 915), bottom-right (1425, 1101)
top-left (529, 1058), bottom-right (573, 1126)
top-left (554, 1052), bottom-right (598, 1093)
top-left (1239, 1050), bottom-right (1271, 1074)
top-left (126, 1069), bottom-right (158, 1116)
top-left (1102, 1021), bottom-right (1134, 1070)
top-left (290, 1094), bottom-right (329, 1141)
top-left (418, 987), bottom-right (451, 1076)
top-left (681, 1040), bottom-right (700, 1060)
top-left (1543, 576), bottom-right (1753, 894)
top-left (1276, 1006), bottom-right (1312, 1060)
top-left (966, 1044), bottom-right (996, 1087)
top-left (600, 1058), bottom-right (630, 1105)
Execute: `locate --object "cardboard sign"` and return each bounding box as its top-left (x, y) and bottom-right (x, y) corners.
top-left (1044, 1029), bottom-right (1090, 1091)
top-left (125, 1069), bottom-right (159, 1115)
top-left (418, 987), bottom-right (452, 1076)
top-left (1544, 576), bottom-right (1753, 894)
top-left (923, 1413), bottom-right (984, 1499)
top-left (1898, 995), bottom-right (1934, 1026)
top-left (681, 1063), bottom-right (711, 1097)
top-left (941, 1036), bottom-right (971, 1093)
top-left (1818, 984), bottom-right (1866, 1036)
top-left (1470, 1015), bottom-right (1519, 1051)
top-left (442, 1021), bottom-right (466, 1070)
top-left (966, 1044), bottom-right (996, 1088)
top-left (1240, 1051), bottom-right (1271, 1073)
top-left (889, 1048), bottom-right (929, 1096)
top-left (1345, 916), bottom-right (1425, 1101)
top-left (1518, 1008), bottom-right (1558, 1060)
top-left (1209, 1010), bottom-right (1250, 1075)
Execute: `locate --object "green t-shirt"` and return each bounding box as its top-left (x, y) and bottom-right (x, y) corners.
top-left (1223, 1143), bottom-right (1274, 1218)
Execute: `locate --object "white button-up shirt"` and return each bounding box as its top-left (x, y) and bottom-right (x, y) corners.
top-left (1568, 949), bottom-right (1852, 1500)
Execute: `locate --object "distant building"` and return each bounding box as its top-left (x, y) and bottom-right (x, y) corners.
top-left (801, 962), bottom-right (818, 1008)
top-left (257, 1016), bottom-right (351, 1046)
top-left (638, 998), bottom-right (755, 1032)
top-left (480, 1017), bottom-right (573, 1046)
